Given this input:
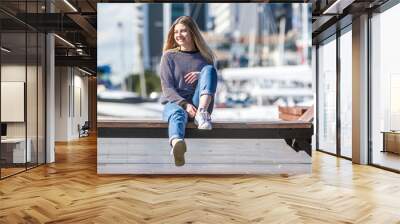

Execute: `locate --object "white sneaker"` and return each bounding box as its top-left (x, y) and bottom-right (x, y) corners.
top-left (170, 139), bottom-right (186, 166)
top-left (194, 109), bottom-right (212, 130)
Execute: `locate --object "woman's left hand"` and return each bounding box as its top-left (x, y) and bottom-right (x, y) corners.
top-left (184, 71), bottom-right (200, 84)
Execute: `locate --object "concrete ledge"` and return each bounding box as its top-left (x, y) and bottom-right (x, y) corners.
top-left (98, 163), bottom-right (311, 175)
top-left (97, 138), bottom-right (311, 175)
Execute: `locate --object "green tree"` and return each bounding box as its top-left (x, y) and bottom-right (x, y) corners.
top-left (125, 70), bottom-right (161, 96)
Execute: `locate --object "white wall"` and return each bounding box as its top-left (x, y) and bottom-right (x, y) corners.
top-left (1, 64), bottom-right (32, 137)
top-left (2, 63), bottom-right (46, 164)
top-left (1, 65), bottom-right (27, 138)
top-left (55, 67), bottom-right (69, 141)
top-left (55, 67), bottom-right (89, 141)
top-left (1, 82), bottom-right (25, 122)
top-left (72, 73), bottom-right (89, 138)
top-left (1, 65), bottom-right (26, 81)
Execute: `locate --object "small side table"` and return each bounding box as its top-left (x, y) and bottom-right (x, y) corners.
top-left (381, 131), bottom-right (400, 154)
top-left (1, 138), bottom-right (32, 164)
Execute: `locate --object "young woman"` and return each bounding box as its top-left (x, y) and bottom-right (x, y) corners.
top-left (160, 16), bottom-right (218, 167)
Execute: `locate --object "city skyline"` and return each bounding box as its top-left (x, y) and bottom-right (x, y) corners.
top-left (98, 3), bottom-right (311, 84)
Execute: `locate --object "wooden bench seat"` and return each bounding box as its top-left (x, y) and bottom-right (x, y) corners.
top-left (98, 120), bottom-right (313, 156)
top-left (98, 120), bottom-right (312, 129)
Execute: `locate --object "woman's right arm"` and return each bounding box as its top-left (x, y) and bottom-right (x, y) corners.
top-left (160, 54), bottom-right (186, 105)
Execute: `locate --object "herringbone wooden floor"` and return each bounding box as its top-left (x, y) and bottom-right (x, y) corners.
top-left (1, 135), bottom-right (400, 224)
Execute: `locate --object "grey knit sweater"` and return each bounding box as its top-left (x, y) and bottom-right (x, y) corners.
top-left (160, 49), bottom-right (210, 106)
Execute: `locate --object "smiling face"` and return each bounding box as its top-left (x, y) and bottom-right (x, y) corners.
top-left (174, 23), bottom-right (194, 50)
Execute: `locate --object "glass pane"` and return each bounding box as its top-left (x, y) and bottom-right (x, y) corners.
top-left (340, 29), bottom-right (352, 158)
top-left (27, 31), bottom-right (38, 169)
top-left (1, 31), bottom-right (27, 177)
top-left (25, 0), bottom-right (38, 169)
top-left (38, 32), bottom-right (45, 165)
top-left (318, 38), bottom-right (337, 154)
top-left (371, 4), bottom-right (400, 171)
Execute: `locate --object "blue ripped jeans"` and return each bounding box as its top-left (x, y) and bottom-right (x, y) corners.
top-left (162, 65), bottom-right (218, 145)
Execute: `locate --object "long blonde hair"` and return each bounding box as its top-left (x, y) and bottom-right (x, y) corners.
top-left (163, 16), bottom-right (215, 64)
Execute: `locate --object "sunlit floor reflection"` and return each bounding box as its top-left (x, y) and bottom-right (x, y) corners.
top-left (373, 150), bottom-right (400, 171)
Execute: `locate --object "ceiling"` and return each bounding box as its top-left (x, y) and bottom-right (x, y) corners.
top-left (0, 0), bottom-right (98, 72)
top-left (7, 0), bottom-right (376, 72)
top-left (312, 0), bottom-right (390, 44)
